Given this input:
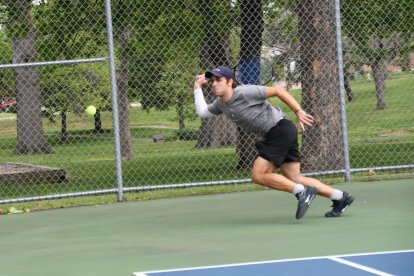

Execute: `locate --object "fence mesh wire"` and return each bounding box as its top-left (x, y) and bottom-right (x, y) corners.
top-left (0, 0), bottom-right (413, 204)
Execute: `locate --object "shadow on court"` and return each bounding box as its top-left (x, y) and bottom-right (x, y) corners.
top-left (0, 179), bottom-right (413, 276)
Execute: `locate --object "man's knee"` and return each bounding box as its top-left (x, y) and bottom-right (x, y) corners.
top-left (251, 171), bottom-right (263, 185)
top-left (252, 170), bottom-right (272, 186)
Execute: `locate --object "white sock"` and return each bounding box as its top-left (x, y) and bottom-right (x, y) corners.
top-left (293, 184), bottom-right (305, 195)
top-left (330, 189), bottom-right (344, 200)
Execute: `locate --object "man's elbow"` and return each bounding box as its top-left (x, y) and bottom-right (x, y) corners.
top-left (197, 109), bottom-right (214, 119)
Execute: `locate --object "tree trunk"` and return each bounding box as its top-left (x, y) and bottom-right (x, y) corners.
top-left (297, 0), bottom-right (344, 172)
top-left (116, 27), bottom-right (135, 159)
top-left (235, 0), bottom-right (264, 170)
top-left (94, 110), bottom-right (103, 133)
top-left (344, 73), bottom-right (355, 102)
top-left (372, 59), bottom-right (388, 110)
top-left (12, 0), bottom-right (51, 154)
top-left (60, 111), bottom-right (68, 144)
top-left (197, 1), bottom-right (238, 148)
top-left (400, 53), bottom-right (411, 72)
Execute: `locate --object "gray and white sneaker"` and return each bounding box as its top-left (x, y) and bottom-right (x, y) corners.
top-left (295, 186), bottom-right (317, 219)
top-left (325, 192), bottom-right (354, 217)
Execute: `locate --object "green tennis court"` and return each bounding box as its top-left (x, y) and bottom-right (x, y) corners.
top-left (1, 178), bottom-right (413, 276)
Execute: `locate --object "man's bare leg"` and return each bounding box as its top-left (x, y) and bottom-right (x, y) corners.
top-left (280, 161), bottom-right (355, 217)
top-left (251, 157), bottom-right (317, 219)
top-left (280, 162), bottom-right (336, 198)
top-left (251, 156), bottom-right (296, 192)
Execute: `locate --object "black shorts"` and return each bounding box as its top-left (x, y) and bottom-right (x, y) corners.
top-left (255, 118), bottom-right (300, 167)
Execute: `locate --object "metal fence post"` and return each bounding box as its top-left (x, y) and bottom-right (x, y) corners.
top-left (334, 0), bottom-right (351, 181)
top-left (104, 0), bottom-right (124, 201)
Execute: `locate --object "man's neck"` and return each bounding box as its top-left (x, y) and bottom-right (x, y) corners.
top-left (221, 88), bottom-right (234, 103)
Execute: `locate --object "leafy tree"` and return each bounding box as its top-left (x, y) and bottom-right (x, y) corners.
top-left (341, 0), bottom-right (414, 110)
top-left (0, 28), bottom-right (14, 98)
top-left (128, 1), bottom-right (201, 110)
top-left (110, 0), bottom-right (193, 159)
top-left (34, 0), bottom-right (107, 62)
top-left (122, 1), bottom-right (238, 148)
top-left (2, 0), bottom-right (52, 154)
top-left (156, 40), bottom-right (202, 130)
top-left (41, 64), bottom-right (110, 115)
top-left (34, 0), bottom-right (109, 141)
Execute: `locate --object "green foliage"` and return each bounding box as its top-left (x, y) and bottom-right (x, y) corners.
top-left (112, 0), bottom-right (161, 32)
top-left (155, 41), bottom-right (202, 123)
top-left (0, 29), bottom-right (14, 97)
top-left (129, 3), bottom-right (203, 110)
top-left (5, 105), bottom-right (16, 113)
top-left (341, 0), bottom-right (414, 61)
top-left (262, 2), bottom-right (299, 47)
top-left (34, 0), bottom-right (107, 61)
top-left (0, 30), bottom-right (12, 63)
top-left (29, 0), bottom-right (110, 114)
top-left (0, 4), bottom-right (7, 25)
top-left (205, 1), bottom-right (238, 35)
top-left (2, 0), bottom-right (32, 38)
top-left (40, 63), bottom-right (111, 115)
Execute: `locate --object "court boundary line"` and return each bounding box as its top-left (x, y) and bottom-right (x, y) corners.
top-left (328, 256), bottom-right (395, 276)
top-left (133, 249), bottom-right (414, 276)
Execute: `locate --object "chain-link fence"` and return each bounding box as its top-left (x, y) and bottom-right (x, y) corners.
top-left (1, 0), bottom-right (413, 205)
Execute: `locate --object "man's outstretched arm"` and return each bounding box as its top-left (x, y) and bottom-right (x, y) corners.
top-left (194, 75), bottom-right (215, 118)
top-left (266, 86), bottom-right (314, 131)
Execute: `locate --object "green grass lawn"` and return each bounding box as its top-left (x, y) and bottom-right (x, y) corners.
top-left (0, 71), bottom-right (413, 212)
top-left (344, 72), bottom-right (414, 168)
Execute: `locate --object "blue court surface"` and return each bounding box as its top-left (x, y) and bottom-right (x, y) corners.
top-left (134, 250), bottom-right (414, 276)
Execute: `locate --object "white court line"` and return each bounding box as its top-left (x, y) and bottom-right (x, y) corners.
top-left (329, 256), bottom-right (395, 276)
top-left (133, 249), bottom-right (414, 276)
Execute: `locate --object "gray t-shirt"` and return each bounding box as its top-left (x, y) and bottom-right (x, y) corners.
top-left (207, 85), bottom-right (285, 136)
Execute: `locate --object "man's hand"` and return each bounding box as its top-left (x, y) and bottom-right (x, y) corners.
top-left (296, 109), bottom-right (314, 132)
top-left (194, 74), bottom-right (209, 89)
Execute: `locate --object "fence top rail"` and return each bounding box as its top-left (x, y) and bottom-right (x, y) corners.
top-left (0, 57), bottom-right (107, 69)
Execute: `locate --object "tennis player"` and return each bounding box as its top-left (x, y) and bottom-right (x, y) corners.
top-left (194, 66), bottom-right (354, 219)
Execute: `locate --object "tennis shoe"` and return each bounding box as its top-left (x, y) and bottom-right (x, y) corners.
top-left (295, 186), bottom-right (317, 219)
top-left (325, 192), bottom-right (354, 217)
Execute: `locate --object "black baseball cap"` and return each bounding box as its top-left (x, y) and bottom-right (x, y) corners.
top-left (205, 66), bottom-right (234, 79)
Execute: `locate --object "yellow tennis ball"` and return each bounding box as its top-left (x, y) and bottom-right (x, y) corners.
top-left (85, 105), bottom-right (96, 116)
